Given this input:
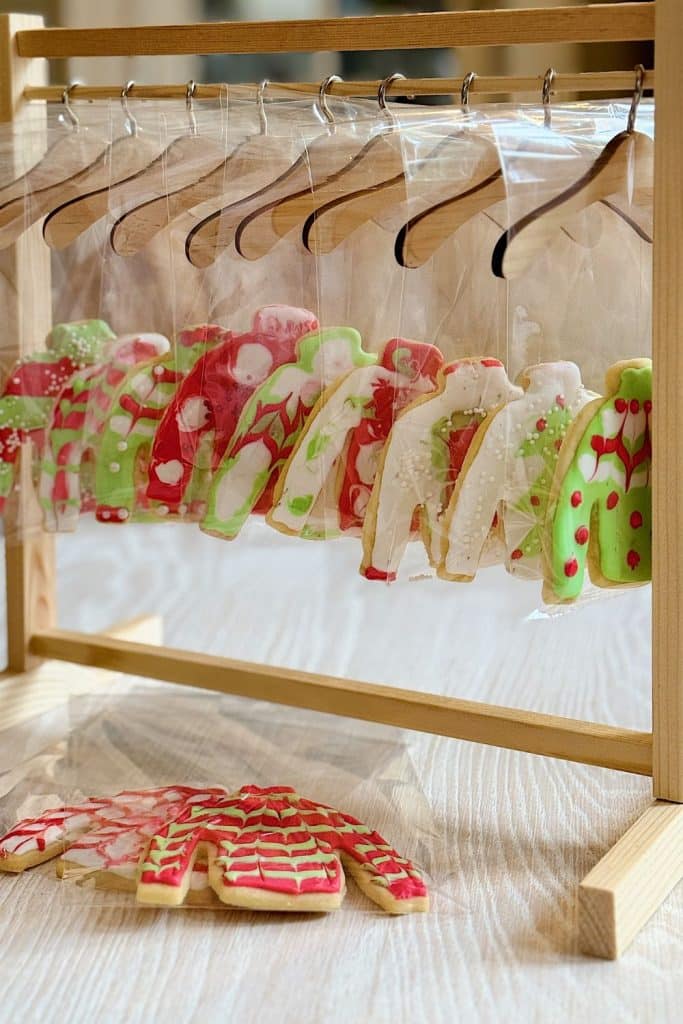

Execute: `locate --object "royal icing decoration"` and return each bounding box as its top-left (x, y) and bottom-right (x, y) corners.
top-left (0, 786), bottom-right (226, 878)
top-left (270, 338), bottom-right (443, 539)
top-left (0, 784), bottom-right (428, 914)
top-left (146, 306), bottom-right (319, 517)
top-left (38, 334), bottom-right (171, 531)
top-left (545, 359), bottom-right (652, 601)
top-left (0, 320), bottom-right (114, 513)
top-left (440, 362), bottom-right (594, 580)
top-left (201, 328), bottom-right (375, 540)
top-left (137, 785), bottom-right (428, 914)
top-left (94, 325), bottom-right (226, 524)
top-left (361, 358), bottom-right (523, 581)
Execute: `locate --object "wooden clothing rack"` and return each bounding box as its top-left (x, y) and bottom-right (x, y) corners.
top-left (0, 2), bottom-right (679, 960)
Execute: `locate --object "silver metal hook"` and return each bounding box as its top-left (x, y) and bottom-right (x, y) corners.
top-left (378, 72), bottom-right (406, 122)
top-left (460, 71), bottom-right (476, 109)
top-left (543, 67), bottom-right (556, 128)
top-left (627, 63), bottom-right (645, 134)
top-left (60, 82), bottom-right (80, 130)
top-left (257, 79), bottom-right (269, 135)
top-left (186, 79), bottom-right (198, 136)
top-left (121, 80), bottom-right (139, 137)
top-left (317, 74), bottom-right (343, 127)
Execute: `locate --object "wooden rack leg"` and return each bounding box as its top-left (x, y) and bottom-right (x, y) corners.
top-left (0, 14), bottom-right (55, 673)
top-left (579, 802), bottom-right (683, 959)
top-left (580, 0), bottom-right (683, 959)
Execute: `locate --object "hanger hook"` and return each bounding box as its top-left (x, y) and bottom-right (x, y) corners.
top-left (460, 71), bottom-right (476, 110)
top-left (121, 80), bottom-right (139, 137)
top-left (257, 79), bottom-right (269, 135)
top-left (317, 74), bottom-right (343, 126)
top-left (542, 67), bottom-right (556, 128)
top-left (627, 63), bottom-right (645, 134)
top-left (60, 81), bottom-right (80, 130)
top-left (378, 72), bottom-right (406, 122)
top-left (186, 79), bottom-right (198, 136)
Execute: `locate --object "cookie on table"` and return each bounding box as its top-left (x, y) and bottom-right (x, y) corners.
top-left (361, 357), bottom-right (523, 581)
top-left (201, 328), bottom-right (375, 540)
top-left (439, 361), bottom-right (595, 581)
top-left (543, 358), bottom-right (652, 603)
top-left (145, 305), bottom-right (319, 518)
top-left (269, 338), bottom-right (443, 539)
top-left (136, 785), bottom-right (429, 914)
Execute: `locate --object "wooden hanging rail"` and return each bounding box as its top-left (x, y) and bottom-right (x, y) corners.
top-left (24, 70), bottom-right (656, 103)
top-left (14, 4), bottom-right (654, 60)
top-left (29, 628), bottom-right (653, 777)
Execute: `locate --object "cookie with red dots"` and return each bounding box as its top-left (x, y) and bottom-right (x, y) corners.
top-left (439, 362), bottom-right (595, 582)
top-left (543, 358), bottom-right (652, 602)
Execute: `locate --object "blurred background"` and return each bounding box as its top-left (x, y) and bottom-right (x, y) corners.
top-left (0, 0), bottom-right (653, 99)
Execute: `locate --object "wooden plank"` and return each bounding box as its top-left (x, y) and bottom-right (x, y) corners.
top-left (0, 15), bottom-right (55, 673)
top-left (22, 69), bottom-right (656, 102)
top-left (652, 0), bottom-right (683, 802)
top-left (579, 801), bottom-right (683, 958)
top-left (28, 628), bottom-right (652, 775)
top-left (15, 5), bottom-right (655, 60)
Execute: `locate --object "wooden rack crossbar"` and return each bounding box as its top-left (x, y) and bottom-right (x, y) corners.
top-left (2, 3), bottom-right (682, 960)
top-left (28, 629), bottom-right (653, 777)
top-left (24, 71), bottom-right (656, 102)
top-left (14, 5), bottom-right (654, 59)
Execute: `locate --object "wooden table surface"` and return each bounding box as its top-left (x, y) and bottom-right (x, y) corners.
top-left (0, 519), bottom-right (680, 1023)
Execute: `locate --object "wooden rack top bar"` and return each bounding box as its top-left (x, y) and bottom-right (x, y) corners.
top-left (24, 70), bottom-right (655, 102)
top-left (15, 4), bottom-right (654, 59)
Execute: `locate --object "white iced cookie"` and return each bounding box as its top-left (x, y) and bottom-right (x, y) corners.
top-left (361, 358), bottom-right (523, 581)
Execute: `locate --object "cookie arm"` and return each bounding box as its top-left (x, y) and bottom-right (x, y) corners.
top-left (330, 811), bottom-right (428, 914)
top-left (146, 382), bottom-right (215, 507)
top-left (270, 367), bottom-right (376, 535)
top-left (548, 454), bottom-right (595, 601)
top-left (441, 411), bottom-right (508, 580)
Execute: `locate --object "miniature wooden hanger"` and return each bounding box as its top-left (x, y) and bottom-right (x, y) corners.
top-left (109, 80), bottom-right (294, 256)
top-left (492, 65), bottom-right (652, 279)
top-left (0, 87), bottom-right (164, 250)
top-left (394, 68), bottom-right (606, 269)
top-left (185, 75), bottom-right (384, 268)
top-left (42, 81), bottom-right (230, 250)
top-left (0, 85), bottom-right (110, 207)
top-left (235, 73), bottom-right (411, 260)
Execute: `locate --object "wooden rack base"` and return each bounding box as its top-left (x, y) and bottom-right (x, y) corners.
top-left (1, 2), bottom-right (681, 962)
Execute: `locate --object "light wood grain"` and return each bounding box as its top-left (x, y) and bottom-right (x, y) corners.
top-left (652, 0), bottom-right (683, 802)
top-left (22, 70), bottom-right (656, 102)
top-left (14, 6), bottom-right (655, 60)
top-left (0, 14), bottom-right (55, 673)
top-left (26, 627), bottom-right (652, 776)
top-left (0, 614), bottom-right (161, 732)
top-left (579, 800), bottom-right (683, 958)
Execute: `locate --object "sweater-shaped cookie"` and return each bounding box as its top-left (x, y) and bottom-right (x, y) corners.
top-left (544, 359), bottom-right (652, 602)
top-left (440, 362), bottom-right (595, 581)
top-left (201, 328), bottom-right (375, 539)
top-left (0, 319), bottom-right (114, 514)
top-left (146, 305), bottom-right (319, 516)
top-left (269, 338), bottom-right (443, 539)
top-left (136, 785), bottom-right (428, 914)
top-left (94, 324), bottom-right (226, 523)
top-left (0, 785), bottom-right (227, 882)
top-left (38, 333), bottom-right (171, 531)
top-left (361, 358), bottom-right (523, 581)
